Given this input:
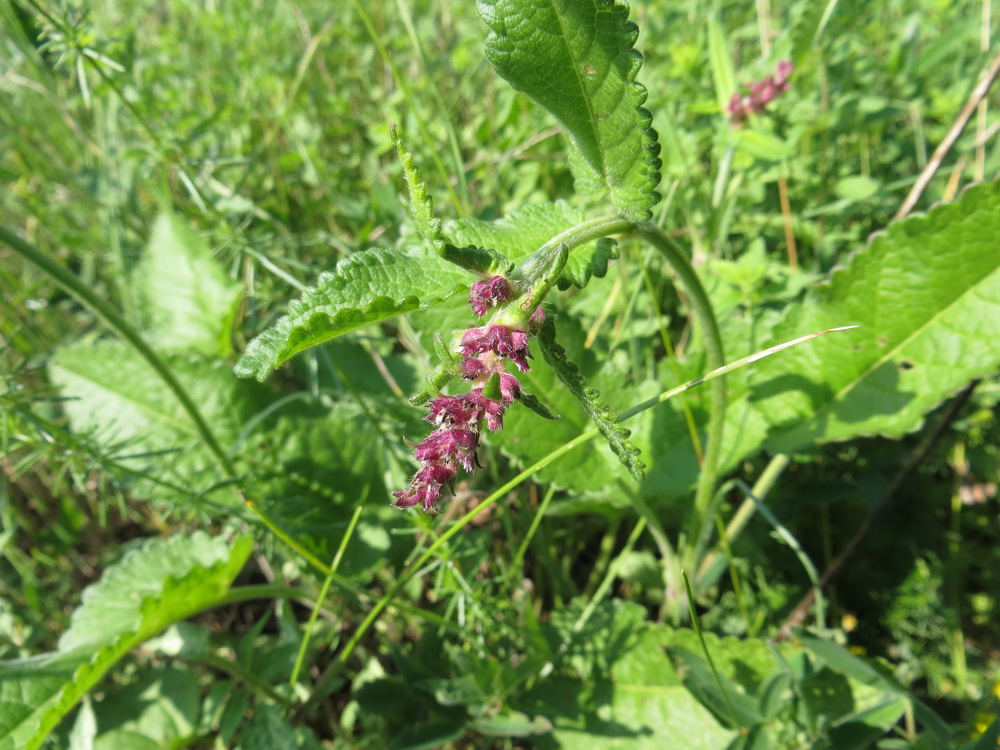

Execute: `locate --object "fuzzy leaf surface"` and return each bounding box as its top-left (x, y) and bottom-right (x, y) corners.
top-left (134, 211), bottom-right (241, 358)
top-left (478, 1), bottom-right (661, 221)
top-left (234, 247), bottom-right (472, 381)
top-left (447, 202), bottom-right (617, 290)
top-left (0, 534), bottom-right (252, 750)
top-left (750, 180), bottom-right (1000, 451)
top-left (59, 532), bottom-right (250, 653)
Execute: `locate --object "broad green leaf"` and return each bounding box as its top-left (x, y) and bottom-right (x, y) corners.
top-left (59, 532), bottom-right (248, 653)
top-left (525, 603), bottom-right (733, 749)
top-left (48, 340), bottom-right (268, 505)
top-left (50, 341), bottom-right (267, 451)
top-left (666, 647), bottom-right (764, 729)
top-left (478, 1), bottom-right (661, 221)
top-left (239, 396), bottom-right (395, 566)
top-left (134, 210), bottom-right (241, 358)
top-left (750, 180), bottom-right (1000, 451)
top-left (0, 652), bottom-right (87, 750)
top-left (237, 704), bottom-right (303, 750)
top-left (447, 202), bottom-right (618, 290)
top-left (0, 534), bottom-right (252, 750)
top-left (234, 246), bottom-right (473, 381)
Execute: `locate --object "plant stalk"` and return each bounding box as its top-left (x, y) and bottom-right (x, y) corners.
top-left (634, 223), bottom-right (727, 576)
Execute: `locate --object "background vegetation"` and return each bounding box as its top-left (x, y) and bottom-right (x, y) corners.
top-left (2, 0), bottom-right (999, 747)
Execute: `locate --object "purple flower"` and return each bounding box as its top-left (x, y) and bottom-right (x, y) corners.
top-left (427, 395), bottom-right (478, 426)
top-left (528, 306), bottom-right (546, 333)
top-left (394, 310), bottom-right (543, 511)
top-left (728, 61), bottom-right (794, 125)
top-left (392, 463), bottom-right (455, 511)
top-left (465, 389), bottom-right (506, 432)
top-left (499, 372), bottom-right (521, 403)
top-left (412, 428), bottom-right (478, 471)
top-left (468, 276), bottom-right (513, 316)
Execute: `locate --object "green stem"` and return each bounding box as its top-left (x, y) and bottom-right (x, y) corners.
top-left (681, 569), bottom-right (741, 729)
top-left (619, 481), bottom-right (677, 622)
top-left (533, 215), bottom-right (635, 256)
top-left (291, 504), bottom-right (363, 692)
top-left (506, 484), bottom-right (558, 586)
top-left (0, 224), bottom-right (235, 478)
top-left (697, 453), bottom-right (790, 586)
top-left (242, 494), bottom-right (458, 632)
top-left (633, 223), bottom-right (727, 573)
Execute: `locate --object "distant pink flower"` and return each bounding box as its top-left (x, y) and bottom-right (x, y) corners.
top-left (728, 61), bottom-right (794, 125)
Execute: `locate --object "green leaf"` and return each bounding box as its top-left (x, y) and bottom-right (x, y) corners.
top-left (526, 606), bottom-right (734, 749)
top-left (439, 244), bottom-right (514, 276)
top-left (48, 340), bottom-right (269, 504)
top-left (537, 318), bottom-right (645, 481)
top-left (468, 711), bottom-right (553, 737)
top-left (732, 130), bottom-right (793, 162)
top-left (134, 210), bottom-right (241, 358)
top-left (447, 202), bottom-right (618, 290)
top-left (478, 1), bottom-right (661, 221)
top-left (0, 651), bottom-right (87, 750)
top-left (667, 647), bottom-right (763, 729)
top-left (0, 534), bottom-right (252, 750)
top-left (750, 180), bottom-right (1000, 451)
top-left (234, 246), bottom-right (472, 381)
top-left (959, 719), bottom-right (1000, 750)
top-left (51, 341), bottom-right (267, 450)
top-left (237, 704), bottom-right (299, 750)
top-left (706, 14), bottom-right (736, 115)
top-left (59, 532), bottom-right (249, 653)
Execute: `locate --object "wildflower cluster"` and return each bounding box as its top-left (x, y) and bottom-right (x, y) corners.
top-left (392, 276), bottom-right (543, 512)
top-left (727, 61), bottom-right (793, 125)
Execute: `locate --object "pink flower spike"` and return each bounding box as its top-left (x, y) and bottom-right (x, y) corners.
top-left (459, 327), bottom-right (492, 357)
top-left (775, 60), bottom-right (793, 89)
top-left (391, 488), bottom-right (420, 509)
top-left (469, 276), bottom-right (513, 316)
top-left (466, 389), bottom-right (505, 432)
top-left (427, 395), bottom-right (477, 426)
top-left (415, 462), bottom-right (457, 488)
top-left (413, 428), bottom-right (478, 471)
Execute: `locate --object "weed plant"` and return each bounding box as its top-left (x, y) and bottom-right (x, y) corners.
top-left (2, 1), bottom-right (1000, 748)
